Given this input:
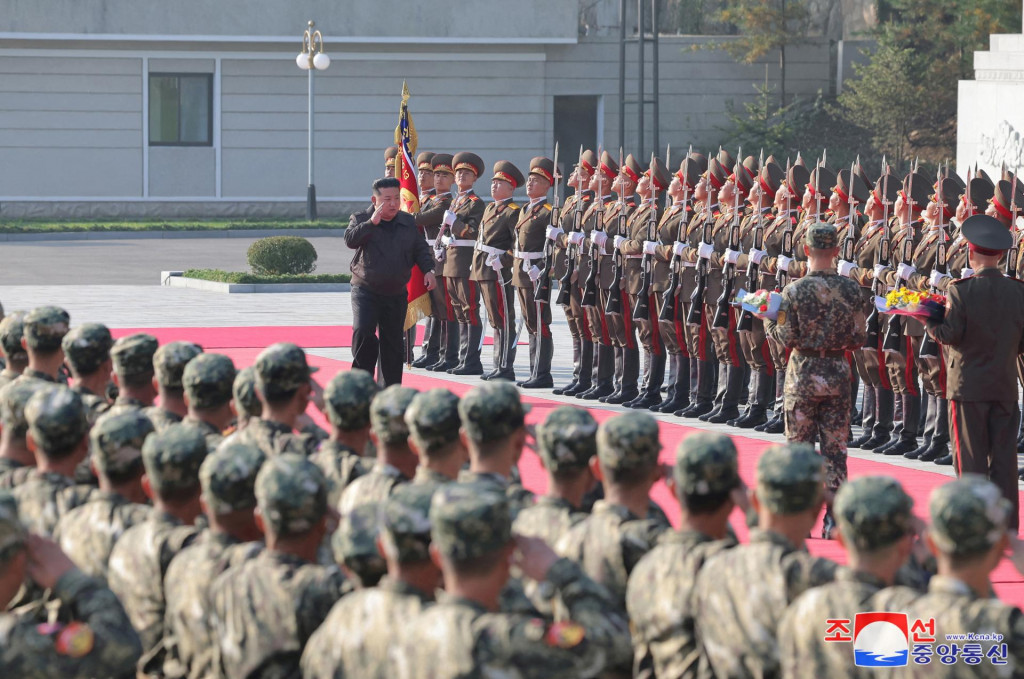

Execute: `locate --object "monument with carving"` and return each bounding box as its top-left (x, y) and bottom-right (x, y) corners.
top-left (957, 4), bottom-right (1024, 174)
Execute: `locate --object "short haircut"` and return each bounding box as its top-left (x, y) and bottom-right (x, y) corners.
top-left (372, 177), bottom-right (401, 195)
top-left (106, 460), bottom-right (146, 487)
top-left (681, 489), bottom-right (733, 516)
top-left (421, 439), bottom-right (462, 464)
top-left (119, 369), bottom-right (154, 390)
top-left (551, 465), bottom-right (590, 485)
top-left (259, 384), bottom-right (299, 406)
top-left (605, 462), bottom-right (658, 488)
top-left (446, 546), bottom-right (508, 578)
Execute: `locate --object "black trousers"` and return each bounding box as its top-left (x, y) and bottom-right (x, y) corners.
top-left (351, 284), bottom-right (408, 386)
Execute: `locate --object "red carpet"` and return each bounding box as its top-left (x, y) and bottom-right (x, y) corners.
top-left (210, 342), bottom-right (1024, 604)
top-left (111, 325), bottom-right (518, 348)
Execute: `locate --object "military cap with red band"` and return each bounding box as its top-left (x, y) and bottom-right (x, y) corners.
top-left (758, 162), bottom-right (785, 198)
top-left (598, 150), bottom-right (619, 182)
top-left (492, 161), bottom-right (525, 189)
top-left (529, 157), bottom-right (555, 185)
top-left (453, 152), bottom-right (485, 177)
top-left (688, 152), bottom-right (708, 175)
top-left (963, 177), bottom-right (994, 212)
top-left (833, 170), bottom-right (870, 205)
top-left (385, 146), bottom-right (399, 168)
top-left (648, 156), bottom-right (670, 192)
top-left (899, 172), bottom-right (930, 213)
top-left (933, 177), bottom-right (963, 220)
top-left (431, 153), bottom-right (455, 176)
top-left (962, 214), bottom-right (1013, 255)
top-left (705, 158), bottom-right (727, 191)
top-left (416, 151), bottom-right (435, 171)
top-left (677, 158), bottom-right (701, 191)
top-left (806, 166), bottom-right (837, 200)
top-left (578, 149), bottom-right (598, 175)
top-left (991, 179), bottom-right (1024, 221)
top-left (786, 164), bottom-right (810, 198)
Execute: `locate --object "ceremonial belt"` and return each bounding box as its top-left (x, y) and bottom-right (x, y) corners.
top-left (450, 239), bottom-right (476, 248)
top-left (793, 349), bottom-right (847, 359)
top-left (514, 248), bottom-right (545, 260)
top-left (475, 243), bottom-right (505, 257)
top-left (680, 261), bottom-right (696, 268)
top-left (625, 254), bottom-right (644, 259)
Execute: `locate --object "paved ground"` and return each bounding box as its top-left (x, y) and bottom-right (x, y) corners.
top-left (0, 236), bottom-right (354, 285)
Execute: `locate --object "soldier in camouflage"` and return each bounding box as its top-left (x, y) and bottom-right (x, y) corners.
top-left (695, 443), bottom-right (838, 679)
top-left (107, 423), bottom-right (207, 663)
top-left (107, 333), bottom-right (159, 415)
top-left (456, 381), bottom-right (535, 518)
top-left (0, 311), bottom-right (28, 388)
top-left (310, 369), bottom-right (378, 506)
top-left (181, 352), bottom-right (236, 451)
top-left (331, 501), bottom-right (386, 587)
top-left (146, 341), bottom-right (203, 431)
top-left (17, 305), bottom-right (70, 384)
top-left (163, 441), bottom-right (265, 679)
top-left (0, 379), bottom-right (47, 481)
top-left (779, 476), bottom-right (920, 679)
top-left (394, 484), bottom-right (632, 679)
top-left (13, 386), bottom-right (92, 536)
top-left (61, 323), bottom-right (114, 425)
top-left (627, 431), bottom-right (745, 679)
top-left (54, 411), bottom-right (154, 580)
top-left (230, 365), bottom-right (260, 431)
top-left (338, 384), bottom-right (419, 515)
top-left (0, 493), bottom-right (144, 677)
top-left (766, 222), bottom-right (867, 538)
top-left (303, 483), bottom-right (441, 679)
top-left (209, 453), bottom-right (346, 679)
top-left (405, 387), bottom-right (467, 493)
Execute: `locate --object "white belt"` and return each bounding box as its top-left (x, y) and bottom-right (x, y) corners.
top-left (475, 243), bottom-right (505, 257)
top-left (450, 239), bottom-right (476, 248)
top-left (681, 261), bottom-right (696, 268)
top-left (514, 250), bottom-right (545, 260)
top-left (625, 254), bottom-right (644, 259)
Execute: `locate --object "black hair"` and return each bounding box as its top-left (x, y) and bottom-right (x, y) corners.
top-left (372, 177), bottom-right (401, 195)
top-left (681, 489), bottom-right (734, 516)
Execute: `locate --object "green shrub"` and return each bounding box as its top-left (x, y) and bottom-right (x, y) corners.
top-left (183, 269), bottom-right (349, 284)
top-left (247, 236), bottom-right (318, 275)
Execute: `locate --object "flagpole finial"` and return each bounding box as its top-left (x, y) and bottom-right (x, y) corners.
top-left (401, 81), bottom-right (411, 102)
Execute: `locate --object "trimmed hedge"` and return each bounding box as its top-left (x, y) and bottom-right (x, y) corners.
top-left (0, 219), bottom-right (347, 234)
top-left (247, 236), bottom-right (318, 275)
top-left (183, 269), bottom-right (350, 285)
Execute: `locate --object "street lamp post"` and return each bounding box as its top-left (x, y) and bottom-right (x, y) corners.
top-left (296, 21), bottom-right (330, 221)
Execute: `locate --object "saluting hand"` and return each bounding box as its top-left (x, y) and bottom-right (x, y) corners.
top-left (371, 203), bottom-right (386, 225)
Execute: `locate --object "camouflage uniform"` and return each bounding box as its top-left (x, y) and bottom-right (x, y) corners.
top-left (405, 388), bottom-right (463, 492)
top-left (695, 444), bottom-right (837, 679)
top-left (302, 484), bottom-right (437, 679)
top-left (210, 454), bottom-right (346, 679)
top-left (0, 379), bottom-right (48, 487)
top-left (181, 352), bottom-right (237, 451)
top-left (338, 385), bottom-right (418, 515)
top-left (311, 369), bottom-right (378, 505)
top-left (0, 311), bottom-right (27, 388)
top-left (62, 322), bottom-right (114, 425)
top-left (766, 224), bottom-right (868, 491)
top-left (107, 424), bottom-right (207, 658)
top-left (163, 441), bottom-right (265, 679)
top-left (332, 501), bottom-right (387, 587)
top-left (778, 476), bottom-right (917, 679)
top-left (107, 333), bottom-right (159, 416)
top-left (55, 411), bottom-right (155, 579)
top-left (12, 387), bottom-right (92, 536)
top-left (394, 484), bottom-right (632, 679)
top-left (231, 365), bottom-right (261, 423)
top-left (144, 341), bottom-right (202, 431)
top-left (14, 307), bottom-right (70, 386)
top-left (627, 432), bottom-right (743, 679)
top-left (0, 495), bottom-right (144, 678)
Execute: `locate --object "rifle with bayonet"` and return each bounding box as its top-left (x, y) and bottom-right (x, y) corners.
top-left (712, 150), bottom-right (743, 329)
top-left (882, 169), bottom-right (915, 353)
top-left (605, 147), bottom-right (628, 315)
top-left (581, 146), bottom-right (605, 308)
top-left (536, 142), bottom-right (559, 305)
top-left (1007, 169), bottom-right (1019, 279)
top-left (555, 146), bottom-right (584, 307)
top-left (737, 150), bottom-right (766, 332)
top-left (686, 159), bottom-right (715, 325)
top-left (919, 167), bottom-right (947, 358)
top-left (633, 151), bottom-right (663, 322)
top-left (863, 157), bottom-right (890, 349)
top-left (661, 150), bottom-right (693, 323)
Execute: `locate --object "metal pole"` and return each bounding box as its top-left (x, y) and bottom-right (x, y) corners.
top-left (306, 61), bottom-right (318, 220)
top-left (637, 0), bottom-right (644, 160)
top-left (618, 0), bottom-right (626, 152)
top-left (651, 0), bottom-right (659, 156)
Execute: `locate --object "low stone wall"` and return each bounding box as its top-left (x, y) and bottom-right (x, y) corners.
top-left (0, 201), bottom-right (366, 221)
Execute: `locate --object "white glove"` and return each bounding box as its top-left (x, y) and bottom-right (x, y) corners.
top-left (749, 249), bottom-right (767, 265)
top-left (672, 241), bottom-right (687, 257)
top-left (928, 270), bottom-right (950, 287)
top-left (777, 255), bottom-right (793, 273)
top-left (960, 267), bottom-right (974, 279)
top-left (837, 260), bottom-right (856, 278)
top-left (697, 242), bottom-right (714, 260)
top-left (433, 248), bottom-right (445, 262)
top-left (873, 264), bottom-right (888, 280)
top-left (896, 262), bottom-right (917, 281)
top-left (724, 249), bottom-right (741, 265)
top-left (592, 231), bottom-right (608, 249)
top-left (528, 265), bottom-right (542, 282)
top-left (545, 225), bottom-right (562, 241)
top-left (643, 241), bottom-right (658, 255)
top-left (613, 235), bottom-right (626, 250)
top-left (442, 210), bottom-right (457, 227)
top-left (568, 231), bottom-right (585, 246)
top-left (441, 235), bottom-right (453, 247)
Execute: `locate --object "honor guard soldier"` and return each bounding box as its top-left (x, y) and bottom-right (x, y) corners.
top-left (551, 150), bottom-right (598, 396)
top-left (384, 145), bottom-right (398, 178)
top-left (514, 156), bottom-right (556, 388)
top-left (439, 152), bottom-right (487, 376)
top-left (471, 161), bottom-right (524, 381)
top-left (421, 154), bottom-right (459, 372)
top-left (941, 176), bottom-right (994, 288)
top-left (416, 151), bottom-right (435, 204)
top-left (986, 174), bottom-right (1024, 230)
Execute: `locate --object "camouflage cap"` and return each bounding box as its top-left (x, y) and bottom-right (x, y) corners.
top-left (254, 452), bottom-right (328, 537)
top-left (90, 410), bottom-right (154, 478)
top-left (929, 475), bottom-right (1011, 557)
top-left (324, 369), bottom-right (379, 431)
top-left (153, 341), bottom-right (203, 389)
top-left (405, 388), bottom-right (461, 454)
top-left (62, 323), bottom-right (114, 375)
top-left (457, 382), bottom-right (530, 443)
top-left (254, 342), bottom-right (319, 393)
top-left (430, 484), bottom-right (511, 561)
top-left (805, 222), bottom-right (838, 250)
top-left (0, 379), bottom-right (48, 438)
top-left (755, 443), bottom-right (824, 514)
top-left (111, 333), bottom-right (159, 380)
top-left (537, 407), bottom-right (597, 472)
top-left (23, 306), bottom-right (70, 352)
top-left (834, 476), bottom-right (914, 553)
top-left (183, 353), bottom-right (236, 410)
top-left (331, 501), bottom-right (387, 586)
top-left (674, 431), bottom-right (741, 497)
top-left (141, 423), bottom-right (208, 497)
top-left (200, 440), bottom-right (266, 515)
top-left (0, 311), bottom-right (27, 363)
top-left (370, 385), bottom-right (418, 446)
top-left (381, 483), bottom-right (435, 563)
top-left (597, 411), bottom-right (661, 472)
top-left (232, 366), bottom-right (261, 419)
top-left (25, 386), bottom-right (89, 456)
top-left (0, 491), bottom-right (26, 562)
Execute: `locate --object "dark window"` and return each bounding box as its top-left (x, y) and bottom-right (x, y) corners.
top-left (149, 73), bottom-right (212, 146)
top-left (554, 95), bottom-right (599, 178)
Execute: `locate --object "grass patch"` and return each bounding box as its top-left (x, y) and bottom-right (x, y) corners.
top-left (0, 219), bottom-right (347, 234)
top-left (183, 269), bottom-right (351, 285)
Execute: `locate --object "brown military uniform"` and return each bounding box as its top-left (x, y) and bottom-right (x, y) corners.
top-left (513, 198), bottom-right (555, 386)
top-left (442, 190), bottom-right (486, 326)
top-left (471, 198), bottom-right (521, 378)
top-left (414, 189), bottom-right (454, 367)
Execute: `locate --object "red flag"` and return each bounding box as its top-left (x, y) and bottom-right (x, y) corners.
top-left (395, 82), bottom-right (431, 331)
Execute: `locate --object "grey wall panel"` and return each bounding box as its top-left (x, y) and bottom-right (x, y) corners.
top-left (148, 58), bottom-right (215, 73)
top-left (0, 147), bottom-right (141, 196)
top-left (149, 146), bottom-right (215, 196)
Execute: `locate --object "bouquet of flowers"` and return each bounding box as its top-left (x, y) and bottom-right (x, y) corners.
top-left (875, 289), bottom-right (946, 322)
top-left (735, 288), bottom-right (782, 321)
